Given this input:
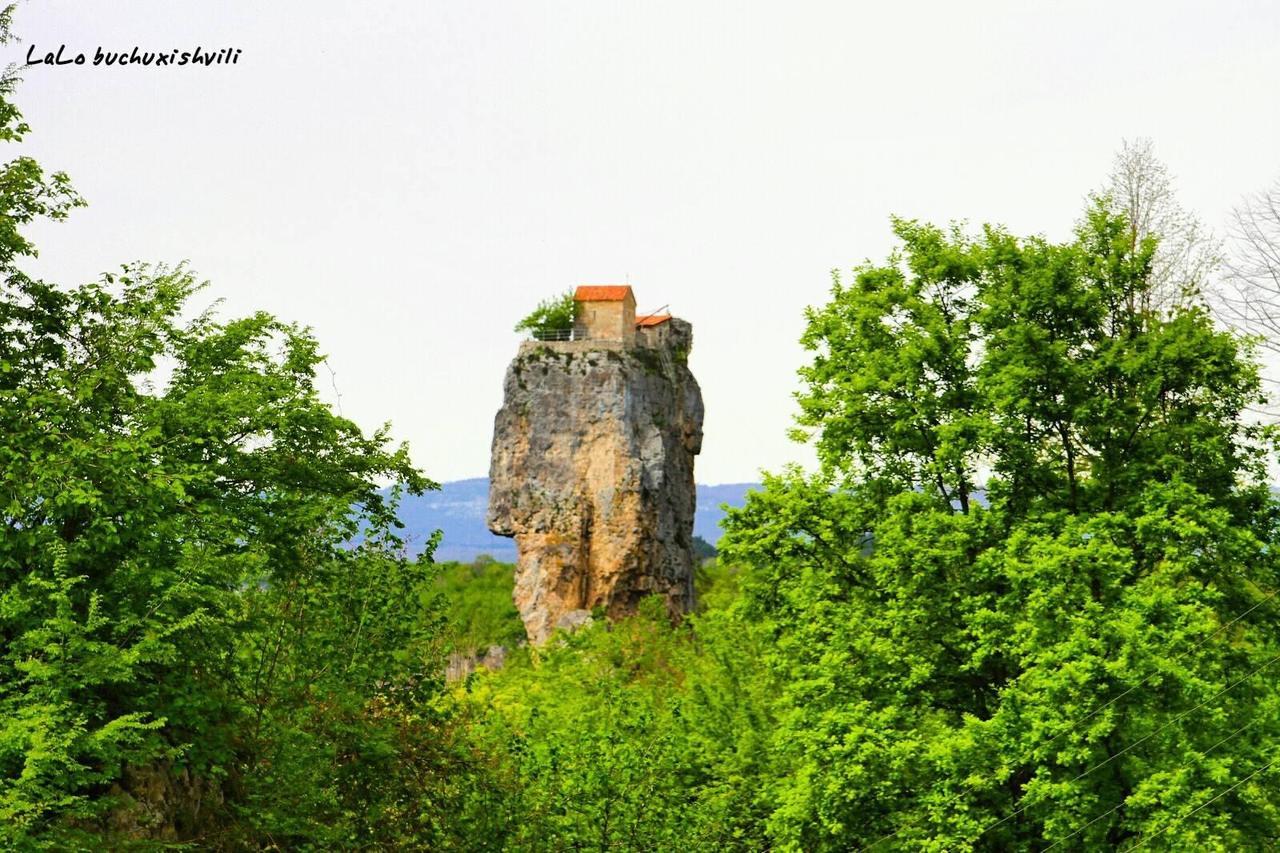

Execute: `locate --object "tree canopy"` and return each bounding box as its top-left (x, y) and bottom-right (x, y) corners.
top-left (722, 203), bottom-right (1280, 849)
top-left (0, 16), bottom-right (484, 845)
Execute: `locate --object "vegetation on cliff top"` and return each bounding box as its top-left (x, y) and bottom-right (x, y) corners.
top-left (513, 289), bottom-right (577, 339)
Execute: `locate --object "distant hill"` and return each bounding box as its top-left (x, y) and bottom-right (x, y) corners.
top-left (693, 482), bottom-right (762, 544)
top-left (394, 478), bottom-right (760, 562)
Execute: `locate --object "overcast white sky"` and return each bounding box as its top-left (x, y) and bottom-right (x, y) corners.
top-left (7, 0), bottom-right (1280, 483)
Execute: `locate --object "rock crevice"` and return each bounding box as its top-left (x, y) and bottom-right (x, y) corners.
top-left (487, 319), bottom-right (704, 644)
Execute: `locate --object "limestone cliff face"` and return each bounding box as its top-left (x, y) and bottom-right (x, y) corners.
top-left (487, 319), bottom-right (704, 644)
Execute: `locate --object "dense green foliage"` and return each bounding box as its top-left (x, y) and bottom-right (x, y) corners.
top-left (6, 5), bottom-right (1280, 846)
top-left (449, 565), bottom-right (777, 850)
top-left (513, 290), bottom-right (577, 339)
top-left (720, 210), bottom-right (1280, 848)
top-left (434, 557), bottom-right (527, 651)
top-left (0, 30), bottom-right (490, 846)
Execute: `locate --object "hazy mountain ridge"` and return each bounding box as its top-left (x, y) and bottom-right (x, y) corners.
top-left (396, 478), bottom-right (759, 562)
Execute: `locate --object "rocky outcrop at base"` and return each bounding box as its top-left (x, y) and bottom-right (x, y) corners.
top-left (446, 644), bottom-right (509, 682)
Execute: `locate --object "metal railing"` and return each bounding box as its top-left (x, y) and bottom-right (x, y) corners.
top-left (526, 327), bottom-right (592, 342)
top-left (524, 308), bottom-right (676, 342)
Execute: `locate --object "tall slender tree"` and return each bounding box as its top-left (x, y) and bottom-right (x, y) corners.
top-left (1101, 138), bottom-right (1220, 313)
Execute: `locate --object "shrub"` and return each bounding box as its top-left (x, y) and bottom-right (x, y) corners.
top-left (513, 291), bottom-right (576, 339)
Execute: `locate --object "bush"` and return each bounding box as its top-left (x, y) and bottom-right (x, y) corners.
top-left (513, 291), bottom-right (576, 339)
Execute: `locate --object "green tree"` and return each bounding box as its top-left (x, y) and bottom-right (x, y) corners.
top-left (0, 9), bottom-right (481, 845)
top-left (514, 290), bottom-right (577, 340)
top-left (722, 205), bottom-right (1280, 849)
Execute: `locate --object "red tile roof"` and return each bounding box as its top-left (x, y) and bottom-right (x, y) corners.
top-left (575, 285), bottom-right (634, 302)
top-left (636, 314), bottom-right (671, 327)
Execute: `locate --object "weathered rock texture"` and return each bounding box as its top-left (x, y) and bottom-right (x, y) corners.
top-left (446, 644), bottom-right (510, 682)
top-left (98, 762), bottom-right (225, 842)
top-left (487, 319), bottom-right (704, 644)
